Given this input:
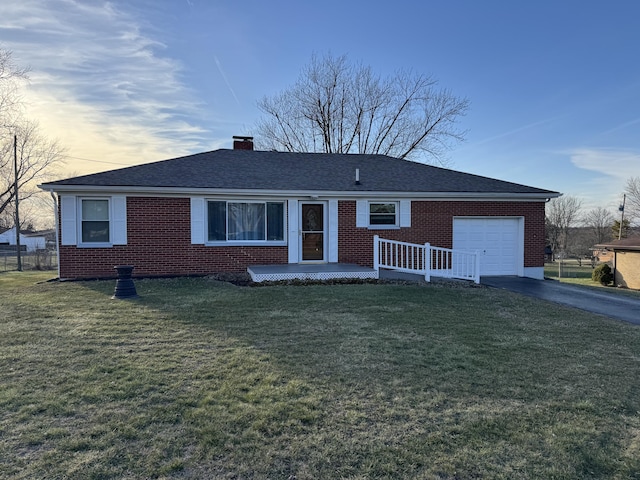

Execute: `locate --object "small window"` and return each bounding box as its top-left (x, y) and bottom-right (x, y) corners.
top-left (81, 199), bottom-right (110, 243)
top-left (369, 202), bottom-right (398, 226)
top-left (207, 201), bottom-right (285, 243)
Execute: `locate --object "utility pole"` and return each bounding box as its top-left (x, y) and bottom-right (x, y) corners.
top-left (14, 134), bottom-right (22, 271)
top-left (618, 194), bottom-right (626, 241)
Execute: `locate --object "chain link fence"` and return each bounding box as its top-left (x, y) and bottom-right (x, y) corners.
top-left (0, 249), bottom-right (58, 272)
top-left (547, 258), bottom-right (597, 279)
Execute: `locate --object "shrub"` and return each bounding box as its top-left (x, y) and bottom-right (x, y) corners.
top-left (592, 263), bottom-right (613, 285)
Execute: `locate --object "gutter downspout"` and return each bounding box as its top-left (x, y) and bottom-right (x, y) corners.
top-left (49, 190), bottom-right (60, 279)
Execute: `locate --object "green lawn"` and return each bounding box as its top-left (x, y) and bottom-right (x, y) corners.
top-left (1, 272), bottom-right (639, 479)
top-left (544, 261), bottom-right (640, 298)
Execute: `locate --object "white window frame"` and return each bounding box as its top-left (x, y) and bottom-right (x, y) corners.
top-left (368, 201), bottom-right (400, 229)
top-left (77, 197), bottom-right (112, 247)
top-left (356, 199), bottom-right (411, 229)
top-left (205, 199), bottom-right (287, 246)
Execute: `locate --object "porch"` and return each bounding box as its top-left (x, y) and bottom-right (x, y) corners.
top-left (247, 263), bottom-right (378, 283)
top-left (248, 236), bottom-right (481, 283)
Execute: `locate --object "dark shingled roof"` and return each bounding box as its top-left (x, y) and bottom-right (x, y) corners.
top-left (596, 236), bottom-right (640, 251)
top-left (42, 149), bottom-right (558, 195)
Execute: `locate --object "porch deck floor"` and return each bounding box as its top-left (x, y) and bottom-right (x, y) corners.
top-left (247, 263), bottom-right (378, 282)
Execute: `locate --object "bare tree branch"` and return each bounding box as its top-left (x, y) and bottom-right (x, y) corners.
top-left (1, 49), bottom-right (66, 222)
top-left (624, 176), bottom-right (640, 225)
top-left (255, 53), bottom-right (469, 165)
top-left (546, 196), bottom-right (583, 255)
top-left (1, 118), bottom-right (65, 216)
top-left (0, 48), bottom-right (29, 129)
top-left (582, 207), bottom-right (614, 244)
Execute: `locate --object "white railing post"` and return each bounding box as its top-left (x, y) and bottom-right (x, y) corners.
top-left (424, 242), bottom-right (431, 282)
top-left (375, 237), bottom-right (479, 284)
top-left (373, 235), bottom-right (380, 275)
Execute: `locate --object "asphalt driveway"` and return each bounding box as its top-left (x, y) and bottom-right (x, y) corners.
top-left (481, 276), bottom-right (640, 325)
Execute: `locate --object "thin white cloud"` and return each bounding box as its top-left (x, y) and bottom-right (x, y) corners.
top-left (601, 117), bottom-right (640, 136)
top-left (568, 148), bottom-right (640, 181)
top-left (470, 116), bottom-right (562, 147)
top-left (565, 148), bottom-right (639, 211)
top-left (0, 0), bottom-right (214, 175)
top-left (214, 55), bottom-right (241, 107)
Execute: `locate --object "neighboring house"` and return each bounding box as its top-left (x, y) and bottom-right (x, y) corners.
top-left (39, 137), bottom-right (560, 280)
top-left (594, 236), bottom-right (640, 290)
top-left (0, 227), bottom-right (46, 252)
top-left (591, 247), bottom-right (614, 263)
top-left (33, 228), bottom-right (57, 250)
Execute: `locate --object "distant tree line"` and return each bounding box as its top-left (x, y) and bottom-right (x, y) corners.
top-left (545, 176), bottom-right (640, 260)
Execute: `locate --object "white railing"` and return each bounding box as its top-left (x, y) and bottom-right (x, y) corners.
top-left (374, 235), bottom-right (480, 284)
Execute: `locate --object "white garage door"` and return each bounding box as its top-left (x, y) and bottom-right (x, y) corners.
top-left (453, 218), bottom-right (521, 276)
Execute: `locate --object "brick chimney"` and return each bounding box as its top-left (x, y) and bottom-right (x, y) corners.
top-left (233, 136), bottom-right (254, 150)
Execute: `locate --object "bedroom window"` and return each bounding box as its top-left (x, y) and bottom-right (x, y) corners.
top-left (369, 202), bottom-right (398, 226)
top-left (207, 201), bottom-right (285, 242)
top-left (80, 198), bottom-right (110, 243)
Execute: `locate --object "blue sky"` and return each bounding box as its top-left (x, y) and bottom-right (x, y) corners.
top-left (1, 0), bottom-right (639, 213)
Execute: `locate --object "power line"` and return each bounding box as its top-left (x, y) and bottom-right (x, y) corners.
top-left (64, 154), bottom-right (133, 166)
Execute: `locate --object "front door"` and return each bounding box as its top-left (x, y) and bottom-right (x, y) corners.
top-left (300, 202), bottom-right (326, 262)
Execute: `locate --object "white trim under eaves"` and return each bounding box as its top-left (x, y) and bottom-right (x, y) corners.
top-left (37, 184), bottom-right (560, 202)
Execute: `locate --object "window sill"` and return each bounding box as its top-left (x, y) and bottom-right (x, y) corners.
top-left (77, 243), bottom-right (114, 248)
top-left (205, 241), bottom-right (288, 247)
top-left (367, 225), bottom-right (400, 230)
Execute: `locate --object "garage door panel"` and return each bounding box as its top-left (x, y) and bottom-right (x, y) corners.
top-left (486, 232), bottom-right (501, 242)
top-left (453, 218), bottom-right (521, 276)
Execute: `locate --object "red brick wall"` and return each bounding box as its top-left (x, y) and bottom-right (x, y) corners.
top-left (59, 196), bottom-right (546, 279)
top-left (338, 200), bottom-right (546, 268)
top-left (59, 197), bottom-right (287, 279)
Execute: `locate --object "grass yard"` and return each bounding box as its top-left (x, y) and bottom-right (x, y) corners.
top-left (1, 272), bottom-right (639, 479)
top-left (544, 260), bottom-right (640, 298)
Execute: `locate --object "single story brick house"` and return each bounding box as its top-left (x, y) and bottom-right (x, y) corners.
top-left (39, 137), bottom-right (560, 280)
top-left (594, 236), bottom-right (640, 290)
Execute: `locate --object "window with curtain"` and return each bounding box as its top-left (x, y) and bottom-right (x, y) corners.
top-left (207, 201), bottom-right (285, 242)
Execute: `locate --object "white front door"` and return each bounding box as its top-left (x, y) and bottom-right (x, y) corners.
top-left (300, 202), bottom-right (327, 262)
top-left (453, 217), bottom-right (522, 276)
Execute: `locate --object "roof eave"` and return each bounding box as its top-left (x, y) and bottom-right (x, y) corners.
top-left (594, 244), bottom-right (640, 251)
top-left (38, 184), bottom-right (559, 201)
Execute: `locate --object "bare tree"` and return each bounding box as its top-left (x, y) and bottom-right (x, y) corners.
top-left (624, 176), bottom-right (640, 226)
top-left (0, 49), bottom-right (64, 223)
top-left (546, 196), bottom-right (583, 256)
top-left (1, 118), bottom-right (65, 219)
top-left (0, 48), bottom-right (29, 127)
top-left (582, 207), bottom-right (614, 244)
top-left (255, 53), bottom-right (469, 165)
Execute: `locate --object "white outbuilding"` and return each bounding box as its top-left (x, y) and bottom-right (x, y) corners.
top-left (0, 227), bottom-right (46, 252)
